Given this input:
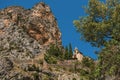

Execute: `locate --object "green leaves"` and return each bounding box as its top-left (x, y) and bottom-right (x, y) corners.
top-left (74, 0), bottom-right (120, 47)
top-left (74, 0), bottom-right (120, 79)
top-left (44, 44), bottom-right (63, 64)
top-left (64, 43), bottom-right (73, 60)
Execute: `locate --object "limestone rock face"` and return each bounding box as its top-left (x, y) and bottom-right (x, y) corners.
top-left (58, 73), bottom-right (80, 80)
top-left (27, 2), bottom-right (61, 46)
top-left (0, 57), bottom-right (13, 78)
top-left (0, 2), bottom-right (61, 59)
top-left (0, 2), bottom-right (61, 80)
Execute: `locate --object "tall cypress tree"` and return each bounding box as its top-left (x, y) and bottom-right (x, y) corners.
top-left (64, 46), bottom-right (69, 60)
top-left (68, 43), bottom-right (73, 59)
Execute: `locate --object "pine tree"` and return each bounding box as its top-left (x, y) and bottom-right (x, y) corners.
top-left (64, 46), bottom-right (69, 60)
top-left (68, 43), bottom-right (73, 59)
top-left (73, 0), bottom-right (120, 79)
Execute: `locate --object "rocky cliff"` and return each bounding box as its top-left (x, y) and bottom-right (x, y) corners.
top-left (0, 2), bottom-right (62, 80)
top-left (0, 2), bottom-right (61, 59)
top-left (0, 2), bottom-right (84, 80)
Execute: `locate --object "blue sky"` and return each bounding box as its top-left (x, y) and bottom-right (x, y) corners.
top-left (0, 0), bottom-right (100, 59)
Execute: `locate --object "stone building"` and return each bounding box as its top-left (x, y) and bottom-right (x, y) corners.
top-left (72, 47), bottom-right (83, 61)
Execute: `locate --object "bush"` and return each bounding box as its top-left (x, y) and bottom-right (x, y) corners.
top-left (44, 54), bottom-right (57, 64)
top-left (72, 78), bottom-right (76, 80)
top-left (28, 64), bottom-right (39, 72)
top-left (82, 57), bottom-right (95, 70)
top-left (38, 59), bottom-right (43, 65)
top-left (32, 72), bottom-right (39, 80)
top-left (44, 44), bottom-right (63, 64)
top-left (47, 44), bottom-right (63, 58)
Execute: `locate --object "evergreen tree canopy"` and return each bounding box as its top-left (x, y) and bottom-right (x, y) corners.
top-left (74, 0), bottom-right (120, 79)
top-left (69, 43), bottom-right (73, 59)
top-left (74, 0), bottom-right (120, 47)
top-left (64, 46), bottom-right (69, 60)
top-left (64, 43), bottom-right (73, 60)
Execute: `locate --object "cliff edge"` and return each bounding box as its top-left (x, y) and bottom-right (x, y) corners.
top-left (0, 2), bottom-right (62, 80)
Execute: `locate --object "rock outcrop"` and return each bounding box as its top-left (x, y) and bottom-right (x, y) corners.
top-left (0, 57), bottom-right (13, 78)
top-left (0, 2), bottom-right (83, 80)
top-left (0, 2), bottom-right (61, 58)
top-left (0, 2), bottom-right (62, 80)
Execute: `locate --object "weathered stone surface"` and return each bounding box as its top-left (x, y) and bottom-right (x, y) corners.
top-left (58, 73), bottom-right (80, 80)
top-left (0, 57), bottom-right (13, 79)
top-left (0, 2), bottom-right (62, 80)
top-left (0, 2), bottom-right (61, 59)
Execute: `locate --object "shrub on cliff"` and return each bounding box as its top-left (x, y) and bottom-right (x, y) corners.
top-left (44, 44), bottom-right (63, 64)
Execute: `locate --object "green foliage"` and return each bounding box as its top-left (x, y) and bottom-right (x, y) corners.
top-left (64, 43), bottom-right (73, 60)
top-left (82, 57), bottom-right (95, 70)
top-left (74, 0), bottom-right (120, 79)
top-left (74, 0), bottom-right (120, 47)
top-left (64, 46), bottom-right (69, 60)
top-left (28, 64), bottom-right (39, 72)
top-left (48, 67), bottom-right (53, 71)
top-left (32, 72), bottom-right (39, 80)
top-left (38, 59), bottom-right (43, 65)
top-left (79, 57), bottom-right (96, 80)
top-left (98, 40), bottom-right (120, 78)
top-left (46, 44), bottom-right (62, 57)
top-left (72, 78), bottom-right (76, 80)
top-left (69, 43), bottom-right (73, 59)
top-left (44, 44), bottom-right (63, 64)
top-left (44, 54), bottom-right (57, 64)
